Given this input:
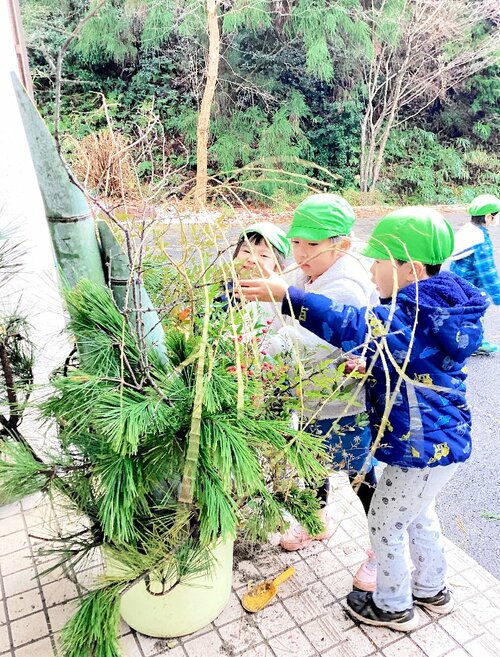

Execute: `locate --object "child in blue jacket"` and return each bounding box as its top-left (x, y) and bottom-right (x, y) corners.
top-left (449, 193), bottom-right (500, 354)
top-left (240, 207), bottom-right (489, 632)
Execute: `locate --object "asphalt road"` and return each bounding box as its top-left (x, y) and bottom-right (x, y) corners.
top-left (435, 212), bottom-right (500, 579)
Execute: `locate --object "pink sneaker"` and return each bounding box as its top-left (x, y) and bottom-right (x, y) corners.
top-left (314, 504), bottom-right (336, 541)
top-left (279, 522), bottom-right (313, 551)
top-left (353, 549), bottom-right (377, 592)
top-left (280, 505), bottom-right (336, 551)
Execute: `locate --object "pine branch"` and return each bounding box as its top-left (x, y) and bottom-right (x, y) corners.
top-left (60, 586), bottom-right (121, 657)
top-left (0, 340), bottom-right (20, 430)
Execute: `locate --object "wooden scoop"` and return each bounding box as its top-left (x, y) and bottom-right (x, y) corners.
top-left (241, 566), bottom-right (296, 613)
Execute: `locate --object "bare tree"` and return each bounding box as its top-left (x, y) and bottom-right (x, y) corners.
top-left (359, 0), bottom-right (500, 194)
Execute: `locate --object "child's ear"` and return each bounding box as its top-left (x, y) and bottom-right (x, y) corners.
top-left (339, 236), bottom-right (351, 251)
top-left (413, 261), bottom-right (427, 280)
top-left (401, 261), bottom-right (426, 283)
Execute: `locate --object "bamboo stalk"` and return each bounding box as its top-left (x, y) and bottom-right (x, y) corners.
top-left (178, 268), bottom-right (211, 504)
top-left (12, 74), bottom-right (105, 289)
top-left (97, 221), bottom-right (167, 365)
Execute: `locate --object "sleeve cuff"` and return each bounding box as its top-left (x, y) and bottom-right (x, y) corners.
top-left (281, 286), bottom-right (306, 317)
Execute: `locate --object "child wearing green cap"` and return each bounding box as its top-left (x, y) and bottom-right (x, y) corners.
top-left (449, 193), bottom-right (500, 354)
top-left (261, 194), bottom-right (379, 582)
top-left (216, 221), bottom-right (290, 329)
top-left (240, 207), bottom-right (489, 632)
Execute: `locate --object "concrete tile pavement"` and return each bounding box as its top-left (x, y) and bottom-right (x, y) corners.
top-left (0, 474), bottom-right (499, 657)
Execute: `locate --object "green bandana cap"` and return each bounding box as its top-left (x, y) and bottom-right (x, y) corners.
top-left (287, 194), bottom-right (355, 241)
top-left (359, 207), bottom-right (454, 265)
top-left (239, 222), bottom-right (291, 258)
top-left (468, 194), bottom-right (500, 217)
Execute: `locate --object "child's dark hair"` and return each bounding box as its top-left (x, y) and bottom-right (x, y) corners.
top-left (472, 211), bottom-right (498, 226)
top-left (233, 232), bottom-right (286, 269)
top-left (395, 259), bottom-right (441, 277)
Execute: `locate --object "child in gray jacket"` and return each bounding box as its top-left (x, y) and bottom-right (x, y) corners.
top-left (263, 194), bottom-right (379, 591)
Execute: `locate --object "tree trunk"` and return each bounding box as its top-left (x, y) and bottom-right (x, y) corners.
top-left (194, 0), bottom-right (220, 210)
top-left (369, 116), bottom-right (395, 193)
top-left (359, 113), bottom-right (369, 194)
top-left (369, 54), bottom-right (410, 193)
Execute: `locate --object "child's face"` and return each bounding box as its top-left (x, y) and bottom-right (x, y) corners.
top-left (291, 237), bottom-right (346, 282)
top-left (235, 240), bottom-right (278, 278)
top-left (370, 260), bottom-right (404, 298)
top-left (370, 259), bottom-right (427, 298)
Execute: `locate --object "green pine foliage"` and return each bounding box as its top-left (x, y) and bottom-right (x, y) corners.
top-left (60, 586), bottom-right (122, 657)
top-left (141, 2), bottom-right (174, 52)
top-left (0, 441), bottom-right (47, 499)
top-left (223, 0), bottom-right (272, 32)
top-left (0, 268), bottom-right (329, 655)
top-left (278, 487), bottom-right (325, 537)
top-left (0, 314), bottom-right (35, 432)
top-left (289, 0), bottom-right (370, 80)
top-left (0, 228), bottom-right (35, 453)
top-left (76, 2), bottom-right (138, 65)
top-left (210, 107), bottom-right (267, 173)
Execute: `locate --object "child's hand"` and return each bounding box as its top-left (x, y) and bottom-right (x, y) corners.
top-left (344, 358), bottom-right (366, 374)
top-left (238, 270), bottom-right (288, 303)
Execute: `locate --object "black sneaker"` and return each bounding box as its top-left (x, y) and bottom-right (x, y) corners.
top-left (413, 587), bottom-right (455, 614)
top-left (346, 591), bottom-right (419, 632)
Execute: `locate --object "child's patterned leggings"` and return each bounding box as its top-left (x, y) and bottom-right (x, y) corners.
top-left (370, 463), bottom-right (459, 612)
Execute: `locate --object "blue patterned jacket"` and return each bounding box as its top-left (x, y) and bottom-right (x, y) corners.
top-left (282, 272), bottom-right (488, 468)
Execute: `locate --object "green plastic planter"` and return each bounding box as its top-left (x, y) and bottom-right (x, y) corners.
top-left (113, 540), bottom-right (234, 637)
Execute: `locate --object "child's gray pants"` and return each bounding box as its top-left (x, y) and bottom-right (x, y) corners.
top-left (370, 462), bottom-right (459, 612)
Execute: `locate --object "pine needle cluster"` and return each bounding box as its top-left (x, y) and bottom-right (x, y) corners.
top-left (0, 272), bottom-right (328, 656)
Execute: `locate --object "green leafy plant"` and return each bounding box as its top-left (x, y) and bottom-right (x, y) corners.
top-left (382, 128), bottom-right (468, 203)
top-left (0, 259), bottom-right (327, 655)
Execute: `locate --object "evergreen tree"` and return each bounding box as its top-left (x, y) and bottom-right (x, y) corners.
top-left (21, 0), bottom-right (500, 203)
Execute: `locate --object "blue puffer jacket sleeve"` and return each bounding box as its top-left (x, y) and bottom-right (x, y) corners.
top-left (283, 287), bottom-right (376, 354)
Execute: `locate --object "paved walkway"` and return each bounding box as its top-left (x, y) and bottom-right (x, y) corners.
top-left (1, 473), bottom-right (499, 657)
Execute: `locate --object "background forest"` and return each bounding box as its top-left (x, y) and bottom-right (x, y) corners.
top-left (21, 0), bottom-right (500, 207)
